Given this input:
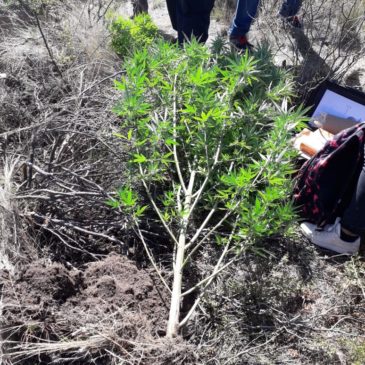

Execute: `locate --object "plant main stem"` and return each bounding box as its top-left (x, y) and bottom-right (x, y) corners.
top-left (166, 171), bottom-right (195, 338)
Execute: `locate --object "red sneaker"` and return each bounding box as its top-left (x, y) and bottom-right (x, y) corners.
top-left (229, 35), bottom-right (254, 51)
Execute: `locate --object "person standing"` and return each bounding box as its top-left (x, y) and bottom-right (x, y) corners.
top-left (132, 0), bottom-right (148, 17)
top-left (166, 0), bottom-right (216, 44)
top-left (229, 0), bottom-right (302, 50)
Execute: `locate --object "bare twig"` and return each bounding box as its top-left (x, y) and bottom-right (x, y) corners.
top-left (135, 226), bottom-right (172, 293)
top-left (18, 0), bottom-right (65, 81)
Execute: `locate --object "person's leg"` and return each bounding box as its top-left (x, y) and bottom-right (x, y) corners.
top-left (176, 0), bottom-right (215, 44)
top-left (229, 0), bottom-right (260, 38)
top-left (279, 0), bottom-right (302, 17)
top-left (132, 0), bottom-right (148, 16)
top-left (341, 150), bottom-right (365, 236)
top-left (141, 0), bottom-right (148, 12)
top-left (166, 0), bottom-right (178, 31)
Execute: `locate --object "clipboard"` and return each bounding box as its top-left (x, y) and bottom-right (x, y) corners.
top-left (306, 80), bottom-right (365, 122)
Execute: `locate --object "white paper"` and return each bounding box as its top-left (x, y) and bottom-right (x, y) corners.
top-left (312, 90), bottom-right (365, 122)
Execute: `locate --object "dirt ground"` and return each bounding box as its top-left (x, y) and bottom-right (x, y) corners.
top-left (1, 254), bottom-right (173, 364)
top-left (3, 254), bottom-right (168, 323)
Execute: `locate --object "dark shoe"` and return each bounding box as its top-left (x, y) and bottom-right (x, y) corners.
top-left (280, 14), bottom-right (302, 29)
top-left (229, 35), bottom-right (254, 52)
top-left (288, 15), bottom-right (302, 28)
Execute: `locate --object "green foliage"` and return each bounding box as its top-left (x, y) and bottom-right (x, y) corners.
top-left (112, 39), bottom-right (305, 248)
top-left (106, 187), bottom-right (147, 219)
top-left (110, 13), bottom-right (159, 57)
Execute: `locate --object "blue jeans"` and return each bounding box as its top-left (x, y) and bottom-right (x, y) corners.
top-left (230, 0), bottom-right (302, 37)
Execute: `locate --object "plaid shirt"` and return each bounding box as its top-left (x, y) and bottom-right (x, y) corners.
top-left (293, 123), bottom-right (365, 227)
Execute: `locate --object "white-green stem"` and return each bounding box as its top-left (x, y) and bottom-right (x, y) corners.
top-left (185, 204), bottom-right (217, 251)
top-left (166, 170), bottom-right (196, 338)
top-left (172, 77), bottom-right (187, 194)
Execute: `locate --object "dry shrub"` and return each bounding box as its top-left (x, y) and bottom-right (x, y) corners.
top-left (212, 0), bottom-right (236, 24)
top-left (256, 0), bottom-right (365, 96)
top-left (58, 1), bottom-right (122, 66)
top-left (0, 1), bottom-right (136, 265)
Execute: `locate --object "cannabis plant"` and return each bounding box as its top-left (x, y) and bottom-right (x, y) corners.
top-left (110, 13), bottom-right (158, 57)
top-left (110, 40), bottom-right (305, 337)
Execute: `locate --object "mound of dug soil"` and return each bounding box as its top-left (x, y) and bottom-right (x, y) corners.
top-left (1, 254), bottom-right (173, 364)
top-left (69, 254), bottom-right (169, 323)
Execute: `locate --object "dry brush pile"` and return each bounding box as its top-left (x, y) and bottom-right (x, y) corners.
top-left (189, 238), bottom-right (365, 364)
top-left (0, 1), bottom-right (129, 266)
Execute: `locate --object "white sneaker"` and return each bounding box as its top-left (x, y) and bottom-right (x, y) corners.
top-left (300, 219), bottom-right (360, 254)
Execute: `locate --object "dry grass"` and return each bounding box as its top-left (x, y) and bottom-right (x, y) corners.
top-left (1, 295), bottom-right (195, 365)
top-left (0, 158), bottom-right (21, 273)
top-left (1, 334), bottom-right (195, 365)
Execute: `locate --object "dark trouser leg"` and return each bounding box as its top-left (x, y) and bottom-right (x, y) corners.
top-left (176, 0), bottom-right (215, 44)
top-left (132, 0), bottom-right (148, 16)
top-left (342, 147), bottom-right (365, 235)
top-left (166, 0), bottom-right (178, 30)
